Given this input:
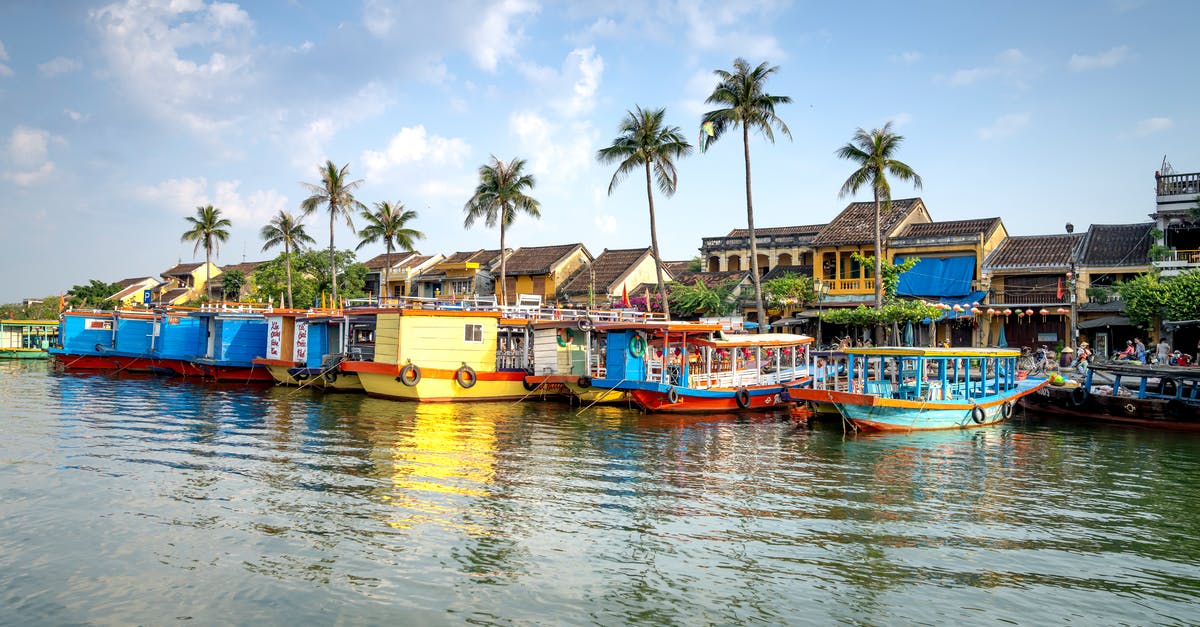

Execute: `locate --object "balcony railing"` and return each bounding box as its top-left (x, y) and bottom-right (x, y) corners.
top-left (1156, 248), bottom-right (1200, 264)
top-left (1157, 172), bottom-right (1200, 197)
top-left (989, 290), bottom-right (1069, 305)
top-left (826, 278), bottom-right (875, 294)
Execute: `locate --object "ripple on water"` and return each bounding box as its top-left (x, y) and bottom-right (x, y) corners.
top-left (2, 361), bottom-right (1200, 624)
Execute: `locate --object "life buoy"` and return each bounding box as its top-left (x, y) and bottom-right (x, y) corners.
top-left (578, 375), bottom-right (592, 388)
top-left (629, 333), bottom-right (646, 358)
top-left (396, 363), bottom-right (421, 387)
top-left (455, 365), bottom-right (477, 388)
top-left (576, 316), bottom-right (594, 332)
top-left (557, 328), bottom-right (575, 347)
top-left (735, 387), bottom-right (751, 409)
top-left (1001, 401), bottom-right (1014, 419)
top-left (1070, 386), bottom-right (1088, 406)
top-left (667, 387), bottom-right (680, 404)
top-left (971, 404), bottom-right (986, 424)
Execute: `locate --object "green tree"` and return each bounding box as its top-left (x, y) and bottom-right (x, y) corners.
top-left (180, 204), bottom-right (231, 300)
top-left (1116, 273), bottom-right (1167, 331)
top-left (762, 272), bottom-right (815, 309)
top-left (702, 57), bottom-right (792, 329)
top-left (260, 210), bottom-right (316, 308)
top-left (851, 253), bottom-right (920, 302)
top-left (670, 278), bottom-right (739, 317)
top-left (300, 160), bottom-right (366, 306)
top-left (1162, 270), bottom-right (1200, 322)
top-left (252, 249), bottom-right (367, 308)
top-left (66, 279), bottom-right (123, 310)
top-left (464, 155), bottom-right (541, 305)
top-left (220, 269), bottom-right (246, 301)
top-left (597, 106), bottom-right (693, 317)
top-left (356, 201), bottom-right (424, 301)
top-left (836, 122), bottom-right (923, 311)
top-left (0, 297), bottom-right (62, 319)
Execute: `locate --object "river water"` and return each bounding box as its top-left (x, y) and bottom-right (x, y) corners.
top-left (1, 360), bottom-right (1198, 625)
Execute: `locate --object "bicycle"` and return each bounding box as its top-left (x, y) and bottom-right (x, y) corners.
top-left (1017, 345), bottom-right (1056, 375)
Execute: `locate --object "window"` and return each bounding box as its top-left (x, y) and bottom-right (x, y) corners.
top-left (465, 324), bottom-right (484, 343)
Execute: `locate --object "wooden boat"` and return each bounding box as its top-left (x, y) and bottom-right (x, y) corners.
top-left (787, 346), bottom-right (1048, 431)
top-left (522, 310), bottom-right (663, 404)
top-left (51, 311), bottom-right (122, 370)
top-left (588, 322), bottom-right (814, 413)
top-left (0, 319), bottom-right (59, 359)
top-left (1020, 362), bottom-right (1200, 430)
top-left (251, 310), bottom-right (310, 385)
top-left (341, 307), bottom-right (532, 402)
top-left (186, 309), bottom-right (273, 382)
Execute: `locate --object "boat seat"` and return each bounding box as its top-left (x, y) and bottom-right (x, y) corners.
top-left (864, 380), bottom-right (893, 398)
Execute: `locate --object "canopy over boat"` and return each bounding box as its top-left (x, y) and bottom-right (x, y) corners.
top-left (690, 333), bottom-right (813, 349)
top-left (843, 346), bottom-right (1020, 358)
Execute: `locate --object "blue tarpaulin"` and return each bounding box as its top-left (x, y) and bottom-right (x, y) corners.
top-left (897, 256), bottom-right (976, 298)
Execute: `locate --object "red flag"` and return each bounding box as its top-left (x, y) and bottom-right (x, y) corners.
top-left (621, 283), bottom-right (631, 308)
top-left (1056, 277), bottom-right (1064, 299)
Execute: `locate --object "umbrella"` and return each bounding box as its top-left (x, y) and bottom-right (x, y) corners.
top-left (997, 324), bottom-right (1008, 348)
top-left (903, 320), bottom-right (914, 346)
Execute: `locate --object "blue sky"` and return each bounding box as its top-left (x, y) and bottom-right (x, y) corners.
top-left (0, 0), bottom-right (1196, 302)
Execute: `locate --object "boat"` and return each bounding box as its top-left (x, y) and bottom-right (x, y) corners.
top-left (588, 321), bottom-right (814, 413)
top-left (51, 311), bottom-right (122, 370)
top-left (341, 307), bottom-right (533, 402)
top-left (251, 309), bottom-right (310, 385)
top-left (187, 309), bottom-right (273, 382)
top-left (786, 346), bottom-right (1048, 431)
top-left (0, 319), bottom-right (59, 359)
top-left (1020, 361), bottom-right (1200, 429)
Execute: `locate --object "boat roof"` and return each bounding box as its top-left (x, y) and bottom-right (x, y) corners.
top-left (690, 333), bottom-right (813, 348)
top-left (845, 346), bottom-right (1021, 358)
top-left (600, 321), bottom-right (724, 333)
top-left (1090, 362), bottom-right (1200, 379)
top-left (0, 319), bottom-right (59, 326)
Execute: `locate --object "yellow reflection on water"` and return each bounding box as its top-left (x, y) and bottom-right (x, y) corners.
top-left (378, 402), bottom-right (498, 532)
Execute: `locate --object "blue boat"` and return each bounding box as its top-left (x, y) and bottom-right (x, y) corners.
top-left (787, 346), bottom-right (1047, 431)
top-left (187, 310), bottom-right (272, 382)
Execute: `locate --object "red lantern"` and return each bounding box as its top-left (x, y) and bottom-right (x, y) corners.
top-left (1056, 307), bottom-right (1068, 314)
top-left (987, 308), bottom-right (996, 315)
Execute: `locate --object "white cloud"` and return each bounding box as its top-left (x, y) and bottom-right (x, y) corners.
top-left (594, 214), bottom-right (617, 235)
top-left (1129, 117), bottom-right (1173, 137)
top-left (891, 112), bottom-right (913, 127)
top-left (681, 69), bottom-right (718, 117)
top-left (978, 113), bottom-right (1030, 140)
top-left (510, 111), bottom-right (595, 184)
top-left (38, 56), bottom-right (83, 77)
top-left (1069, 45), bottom-right (1129, 71)
top-left (4, 126), bottom-right (63, 186)
top-left (0, 40), bottom-right (8, 61)
top-left (135, 176), bottom-right (285, 225)
top-left (362, 0), bottom-right (538, 72)
top-left (947, 48), bottom-right (1030, 87)
top-left (64, 109), bottom-right (90, 122)
top-left (5, 162), bottom-right (57, 187)
top-left (418, 178), bottom-right (474, 200)
top-left (680, 0), bottom-right (784, 60)
top-left (284, 82), bottom-right (392, 170)
top-left (361, 125), bottom-right (471, 179)
top-left (891, 51), bottom-right (922, 64)
top-left (520, 47), bottom-right (605, 118)
top-left (89, 0), bottom-right (256, 135)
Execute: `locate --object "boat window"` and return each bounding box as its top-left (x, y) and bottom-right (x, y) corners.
top-left (465, 324), bottom-right (484, 343)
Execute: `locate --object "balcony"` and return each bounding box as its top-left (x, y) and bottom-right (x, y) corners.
top-left (1153, 248), bottom-right (1200, 276)
top-left (701, 234), bottom-right (811, 252)
top-left (1157, 172), bottom-right (1200, 198)
top-left (825, 278), bottom-right (875, 295)
top-left (989, 289), bottom-right (1069, 306)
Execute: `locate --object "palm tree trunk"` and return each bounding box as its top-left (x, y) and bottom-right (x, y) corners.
top-left (285, 240), bottom-right (294, 309)
top-left (743, 124), bottom-right (766, 332)
top-left (205, 245), bottom-right (212, 302)
top-left (383, 243), bottom-right (392, 304)
top-left (329, 209), bottom-right (337, 306)
top-left (873, 188), bottom-right (883, 310)
top-left (645, 160), bottom-right (670, 318)
top-left (499, 216), bottom-right (507, 306)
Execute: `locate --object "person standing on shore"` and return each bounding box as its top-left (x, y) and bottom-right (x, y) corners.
top-left (1157, 338), bottom-right (1171, 365)
top-left (1135, 338), bottom-right (1147, 364)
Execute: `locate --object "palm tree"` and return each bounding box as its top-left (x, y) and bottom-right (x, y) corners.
top-left (356, 201), bottom-right (424, 302)
top-left (180, 204), bottom-right (231, 301)
top-left (300, 160), bottom-right (366, 305)
top-left (836, 121), bottom-right (923, 311)
top-left (260, 210), bottom-right (316, 308)
top-left (597, 106), bottom-right (693, 318)
top-left (463, 156), bottom-right (540, 306)
top-left (702, 57), bottom-right (792, 331)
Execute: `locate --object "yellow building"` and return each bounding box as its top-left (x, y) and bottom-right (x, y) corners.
top-left (700, 224), bottom-right (825, 275)
top-left (155, 261), bottom-right (222, 305)
top-left (107, 276), bottom-right (159, 307)
top-left (810, 197), bottom-right (932, 299)
top-left (498, 243), bottom-right (592, 305)
top-left (412, 249), bottom-right (505, 299)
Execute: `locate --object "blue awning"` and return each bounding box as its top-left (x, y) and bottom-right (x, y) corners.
top-left (897, 256), bottom-right (976, 298)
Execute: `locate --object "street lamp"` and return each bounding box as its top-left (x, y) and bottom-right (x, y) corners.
top-left (1066, 222), bottom-right (1078, 347)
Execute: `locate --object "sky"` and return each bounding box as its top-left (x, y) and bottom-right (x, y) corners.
top-left (0, 0), bottom-right (1197, 302)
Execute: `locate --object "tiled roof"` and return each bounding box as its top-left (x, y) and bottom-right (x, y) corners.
top-left (726, 224), bottom-right (826, 238)
top-left (441, 249), bottom-right (503, 266)
top-left (810, 197), bottom-right (926, 247)
top-left (983, 233), bottom-right (1084, 270)
top-left (503, 243), bottom-right (588, 275)
top-left (762, 265), bottom-right (814, 281)
top-left (162, 262), bottom-right (203, 276)
top-left (560, 247), bottom-right (653, 295)
top-left (899, 217), bottom-right (1001, 239)
top-left (115, 277), bottom-right (154, 289)
top-left (363, 252), bottom-right (418, 270)
top-left (221, 260), bottom-right (267, 275)
top-left (663, 261), bottom-right (694, 276)
top-left (1078, 223), bottom-right (1153, 267)
top-left (160, 287), bottom-right (191, 303)
top-left (394, 254), bottom-right (434, 271)
top-left (670, 270), bottom-right (747, 289)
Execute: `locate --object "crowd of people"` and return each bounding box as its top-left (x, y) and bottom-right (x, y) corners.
top-left (1067, 336), bottom-right (1197, 373)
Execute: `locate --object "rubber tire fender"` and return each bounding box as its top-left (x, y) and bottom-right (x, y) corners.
top-left (576, 316), bottom-right (594, 333)
top-left (396, 363), bottom-right (422, 387)
top-left (578, 375), bottom-right (593, 389)
top-left (971, 404), bottom-right (986, 424)
top-left (667, 387), bottom-right (680, 404)
top-left (1001, 400), bottom-right (1014, 419)
top-left (735, 387), bottom-right (752, 409)
top-left (454, 365), bottom-right (477, 389)
top-left (1070, 386), bottom-right (1089, 407)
